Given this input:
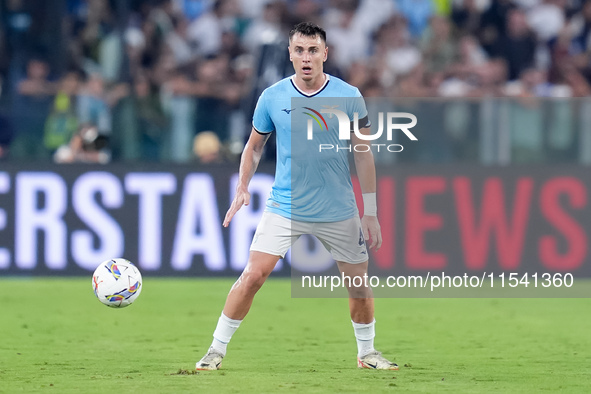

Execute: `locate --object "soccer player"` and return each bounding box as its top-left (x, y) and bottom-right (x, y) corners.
top-left (196, 22), bottom-right (398, 371)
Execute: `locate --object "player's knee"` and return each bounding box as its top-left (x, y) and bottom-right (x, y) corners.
top-left (347, 285), bottom-right (372, 299)
top-left (241, 269), bottom-right (268, 292)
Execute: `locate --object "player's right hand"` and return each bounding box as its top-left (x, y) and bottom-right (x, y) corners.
top-left (223, 188), bottom-right (251, 227)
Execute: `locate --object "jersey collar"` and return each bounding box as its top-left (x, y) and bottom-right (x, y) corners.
top-left (290, 74), bottom-right (330, 97)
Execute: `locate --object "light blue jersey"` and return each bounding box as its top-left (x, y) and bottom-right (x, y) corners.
top-left (252, 74), bottom-right (369, 222)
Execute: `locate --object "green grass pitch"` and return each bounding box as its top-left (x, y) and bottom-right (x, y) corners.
top-left (1, 278), bottom-right (590, 393)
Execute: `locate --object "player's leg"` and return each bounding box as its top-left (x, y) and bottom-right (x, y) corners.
top-left (336, 259), bottom-right (374, 322)
top-left (196, 251), bottom-right (280, 370)
top-left (336, 259), bottom-right (397, 370)
top-left (197, 212), bottom-right (295, 370)
top-left (316, 216), bottom-right (398, 370)
top-left (223, 251), bottom-right (281, 320)
top-left (336, 259), bottom-right (376, 355)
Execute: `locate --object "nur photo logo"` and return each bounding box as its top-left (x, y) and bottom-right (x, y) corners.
top-left (303, 106), bottom-right (418, 153)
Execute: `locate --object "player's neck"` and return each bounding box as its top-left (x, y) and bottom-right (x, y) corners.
top-left (293, 73), bottom-right (327, 95)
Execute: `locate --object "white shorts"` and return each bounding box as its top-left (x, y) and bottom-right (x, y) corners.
top-left (250, 211), bottom-right (368, 264)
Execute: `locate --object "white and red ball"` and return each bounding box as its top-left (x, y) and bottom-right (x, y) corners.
top-left (92, 258), bottom-right (143, 308)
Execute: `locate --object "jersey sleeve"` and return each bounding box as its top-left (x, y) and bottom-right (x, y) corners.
top-left (350, 88), bottom-right (370, 129)
top-left (252, 89), bottom-right (274, 134)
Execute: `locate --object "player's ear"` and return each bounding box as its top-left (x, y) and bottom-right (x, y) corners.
top-left (323, 45), bottom-right (328, 62)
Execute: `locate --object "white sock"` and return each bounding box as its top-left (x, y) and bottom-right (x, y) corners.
top-left (352, 319), bottom-right (376, 358)
top-left (211, 312), bottom-right (242, 356)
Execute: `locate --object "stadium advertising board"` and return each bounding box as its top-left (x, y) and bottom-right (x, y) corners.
top-left (0, 164), bottom-right (589, 278)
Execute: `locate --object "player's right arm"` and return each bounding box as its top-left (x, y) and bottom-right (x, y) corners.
top-left (223, 128), bottom-right (270, 227)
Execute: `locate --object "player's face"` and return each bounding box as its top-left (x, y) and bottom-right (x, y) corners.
top-left (289, 33), bottom-right (328, 83)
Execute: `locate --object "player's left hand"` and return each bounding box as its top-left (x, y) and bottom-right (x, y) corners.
top-left (361, 215), bottom-right (382, 251)
top-left (223, 187), bottom-right (250, 227)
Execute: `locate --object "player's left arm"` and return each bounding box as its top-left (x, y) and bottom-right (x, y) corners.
top-left (352, 127), bottom-right (382, 250)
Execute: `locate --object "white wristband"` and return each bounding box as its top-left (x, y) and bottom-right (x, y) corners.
top-left (362, 192), bottom-right (377, 216)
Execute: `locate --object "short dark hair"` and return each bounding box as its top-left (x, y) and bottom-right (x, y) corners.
top-left (289, 22), bottom-right (326, 44)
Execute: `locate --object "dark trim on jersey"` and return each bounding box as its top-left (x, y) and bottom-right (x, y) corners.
top-left (253, 125), bottom-right (273, 135)
top-left (350, 116), bottom-right (371, 132)
top-left (290, 75), bottom-right (330, 97)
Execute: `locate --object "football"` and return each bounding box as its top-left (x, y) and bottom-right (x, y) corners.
top-left (92, 258), bottom-right (143, 308)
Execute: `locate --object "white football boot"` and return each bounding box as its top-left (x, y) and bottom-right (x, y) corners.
top-left (195, 347), bottom-right (224, 371)
top-left (357, 351), bottom-right (399, 370)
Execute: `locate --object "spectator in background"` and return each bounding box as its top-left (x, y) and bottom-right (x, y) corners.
top-left (152, 43), bottom-right (180, 87)
top-left (480, 58), bottom-right (509, 95)
top-left (15, 57), bottom-right (55, 96)
top-left (325, 0), bottom-right (371, 75)
top-left (456, 34), bottom-right (489, 69)
top-left (77, 0), bottom-right (116, 77)
top-left (167, 53), bottom-right (248, 144)
top-left (77, 72), bottom-right (127, 135)
top-left (242, 0), bottom-right (285, 54)
top-left (124, 24), bottom-right (148, 79)
top-left (0, 109), bottom-right (13, 160)
top-left (347, 60), bottom-right (384, 97)
top-left (3, 0), bottom-right (34, 73)
top-left (420, 15), bottom-right (457, 75)
top-left (396, 0), bottom-right (433, 38)
top-left (141, 4), bottom-right (178, 66)
top-left (559, 13), bottom-right (591, 79)
top-left (347, 0), bottom-right (396, 41)
top-left (179, 0), bottom-right (212, 20)
top-left (146, 0), bottom-right (177, 36)
top-left (547, 27), bottom-right (581, 88)
top-left (526, 0), bottom-right (565, 44)
top-left (77, 73), bottom-right (112, 133)
top-left (240, 0), bottom-right (273, 19)
top-left (187, 0), bottom-right (240, 57)
top-left (220, 24), bottom-right (248, 60)
top-left (494, 8), bottom-right (537, 80)
top-left (53, 123), bottom-right (110, 164)
top-left (193, 55), bottom-right (235, 142)
top-left (504, 67), bottom-right (554, 97)
top-left (439, 34), bottom-right (488, 96)
top-left (374, 16), bottom-right (422, 88)
top-left (561, 63), bottom-right (591, 97)
top-left (479, 0), bottom-right (515, 55)
top-left (43, 71), bottom-right (81, 153)
top-left (165, 16), bottom-right (195, 67)
top-left (11, 57), bottom-right (56, 159)
top-left (193, 130), bottom-right (225, 163)
top-left (132, 72), bottom-right (168, 161)
top-left (569, 0), bottom-right (591, 57)
top-left (395, 63), bottom-right (437, 97)
top-left (76, 72), bottom-right (129, 158)
top-left (288, 0), bottom-right (323, 27)
top-left (440, 43), bottom-right (507, 98)
top-left (452, 0), bottom-right (482, 37)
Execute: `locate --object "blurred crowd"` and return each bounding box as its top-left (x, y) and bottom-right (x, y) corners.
top-left (0, 0), bottom-right (590, 162)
